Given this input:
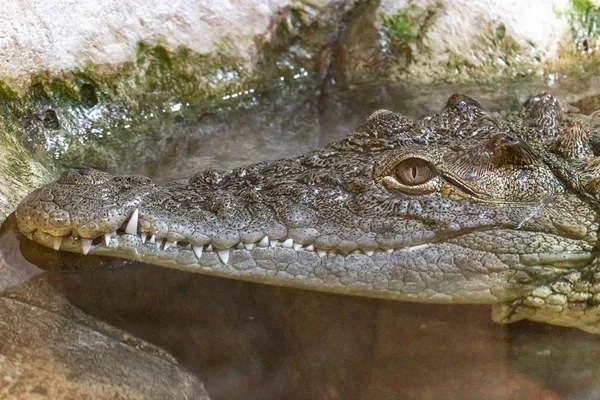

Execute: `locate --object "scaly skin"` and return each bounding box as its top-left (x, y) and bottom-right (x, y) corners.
top-left (14, 94), bottom-right (600, 334)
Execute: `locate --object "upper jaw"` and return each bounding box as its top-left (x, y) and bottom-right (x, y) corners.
top-left (19, 191), bottom-right (504, 266)
top-left (15, 179), bottom-right (436, 262)
top-left (23, 202), bottom-right (400, 264)
top-left (14, 179), bottom-right (373, 261)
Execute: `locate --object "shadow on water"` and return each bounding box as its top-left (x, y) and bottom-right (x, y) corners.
top-left (4, 77), bottom-right (600, 399)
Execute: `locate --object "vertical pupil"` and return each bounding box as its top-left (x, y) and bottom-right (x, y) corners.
top-left (395, 158), bottom-right (435, 186)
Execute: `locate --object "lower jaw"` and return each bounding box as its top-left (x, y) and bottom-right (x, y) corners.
top-left (28, 230), bottom-right (509, 303)
top-left (25, 230), bottom-right (592, 306)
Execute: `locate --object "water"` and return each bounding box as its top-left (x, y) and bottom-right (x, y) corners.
top-left (4, 75), bottom-right (600, 399)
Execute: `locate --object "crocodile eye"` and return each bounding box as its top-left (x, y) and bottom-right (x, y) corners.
top-left (395, 158), bottom-right (436, 186)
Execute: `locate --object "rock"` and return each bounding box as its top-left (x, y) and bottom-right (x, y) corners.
top-left (0, 0), bottom-right (593, 90)
top-left (0, 0), bottom-right (345, 92)
top-left (374, 0), bottom-right (579, 81)
top-left (0, 216), bottom-right (211, 399)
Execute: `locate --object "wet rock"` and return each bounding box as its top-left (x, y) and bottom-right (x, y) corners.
top-left (0, 216), bottom-right (211, 400)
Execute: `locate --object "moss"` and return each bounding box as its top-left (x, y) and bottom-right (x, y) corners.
top-left (555, 0), bottom-right (600, 55)
top-left (383, 7), bottom-right (426, 42)
top-left (477, 25), bottom-right (531, 74)
top-left (495, 23), bottom-right (506, 41)
top-left (382, 17), bottom-right (544, 84)
top-left (0, 42), bottom-right (262, 177)
top-left (0, 111), bottom-right (56, 220)
top-left (570, 0), bottom-right (600, 50)
top-left (374, 2), bottom-right (600, 83)
top-left (381, 5), bottom-right (432, 69)
top-left (378, 5), bottom-right (528, 82)
top-left (541, 0), bottom-right (600, 77)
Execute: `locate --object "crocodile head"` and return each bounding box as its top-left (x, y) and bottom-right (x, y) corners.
top-left (14, 93), bottom-right (600, 305)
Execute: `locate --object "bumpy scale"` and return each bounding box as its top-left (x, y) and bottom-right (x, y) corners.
top-left (15, 93), bottom-right (600, 334)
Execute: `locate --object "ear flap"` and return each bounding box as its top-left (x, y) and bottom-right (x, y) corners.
top-left (442, 133), bottom-right (538, 184)
top-left (487, 134), bottom-right (539, 168)
top-left (584, 156), bottom-right (600, 195)
top-left (442, 143), bottom-right (494, 180)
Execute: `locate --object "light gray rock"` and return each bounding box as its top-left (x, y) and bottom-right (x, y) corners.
top-left (0, 0), bottom-right (587, 90)
top-left (376, 0), bottom-right (580, 81)
top-left (0, 0), bottom-right (341, 91)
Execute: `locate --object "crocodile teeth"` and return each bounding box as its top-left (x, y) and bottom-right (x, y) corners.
top-left (217, 249), bottom-right (230, 264)
top-left (163, 240), bottom-right (175, 250)
top-left (258, 236), bottom-right (269, 247)
top-left (305, 245), bottom-right (314, 251)
top-left (125, 208), bottom-right (139, 235)
top-left (316, 249), bottom-right (327, 258)
top-left (52, 237), bottom-right (62, 251)
top-left (293, 243), bottom-right (302, 251)
top-left (104, 233), bottom-right (112, 246)
top-left (149, 234), bottom-right (156, 245)
top-left (140, 232), bottom-right (147, 244)
top-left (81, 239), bottom-right (93, 255)
top-left (192, 245), bottom-right (203, 259)
top-left (281, 238), bottom-right (294, 248)
top-left (386, 249), bottom-right (393, 253)
top-left (206, 244), bottom-right (213, 251)
top-left (244, 242), bottom-right (255, 250)
top-left (236, 243), bottom-right (244, 249)
top-left (269, 239), bottom-right (279, 247)
top-left (363, 250), bottom-right (374, 256)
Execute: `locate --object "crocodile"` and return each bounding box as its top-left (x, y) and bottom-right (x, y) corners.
top-left (14, 93), bottom-right (600, 334)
